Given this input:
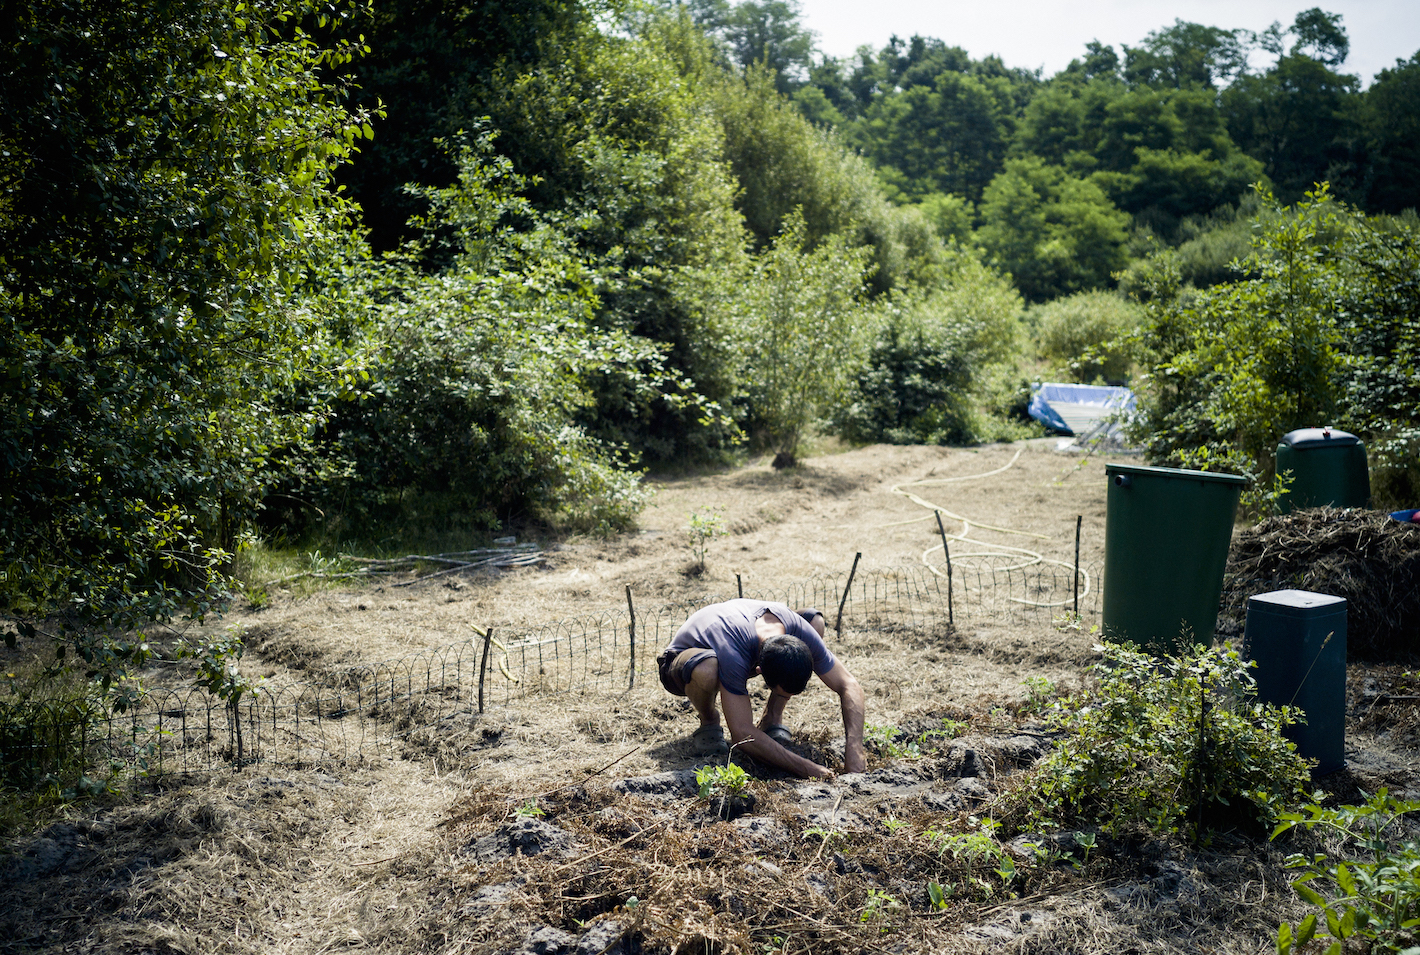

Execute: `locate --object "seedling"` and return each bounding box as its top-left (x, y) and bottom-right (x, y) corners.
top-left (1072, 831), bottom-right (1097, 866)
top-left (860, 889), bottom-right (900, 923)
top-left (1021, 675), bottom-right (1056, 715)
top-left (696, 762), bottom-right (749, 800)
top-left (687, 508), bottom-right (728, 570)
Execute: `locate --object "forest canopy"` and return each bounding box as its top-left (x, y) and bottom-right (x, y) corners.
top-left (1, 0), bottom-right (1417, 674)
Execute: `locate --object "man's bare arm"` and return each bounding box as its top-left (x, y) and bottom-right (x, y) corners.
top-left (818, 662), bottom-right (866, 774)
top-left (720, 689), bottom-right (833, 780)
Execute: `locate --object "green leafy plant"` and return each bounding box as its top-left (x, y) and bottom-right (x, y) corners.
top-left (1022, 642), bottom-right (1312, 838)
top-left (1273, 789), bottom-right (1420, 954)
top-left (802, 825), bottom-right (845, 848)
top-left (859, 888), bottom-right (901, 923)
top-left (937, 718), bottom-right (969, 739)
top-left (1052, 610), bottom-right (1099, 634)
top-left (927, 818), bottom-right (1010, 896)
top-left (687, 508), bottom-right (728, 571)
top-left (176, 630), bottom-right (263, 764)
top-left (696, 762), bottom-right (750, 801)
top-left (1072, 831), bottom-right (1099, 866)
top-left (1020, 676), bottom-right (1057, 715)
top-left (865, 722), bottom-right (926, 760)
top-left (513, 800), bottom-right (545, 819)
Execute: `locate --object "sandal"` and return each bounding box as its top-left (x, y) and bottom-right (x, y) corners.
top-left (692, 724), bottom-right (729, 756)
top-left (763, 723), bottom-right (793, 745)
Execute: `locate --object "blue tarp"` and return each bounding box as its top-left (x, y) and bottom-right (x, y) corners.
top-left (1028, 382), bottom-right (1135, 436)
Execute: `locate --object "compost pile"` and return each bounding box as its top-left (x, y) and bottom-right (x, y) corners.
top-left (1220, 507), bottom-right (1420, 660)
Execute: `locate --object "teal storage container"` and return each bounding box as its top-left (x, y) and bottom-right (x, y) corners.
top-left (1274, 427), bottom-right (1370, 513)
top-left (1103, 463), bottom-right (1247, 654)
top-left (1245, 589), bottom-right (1347, 775)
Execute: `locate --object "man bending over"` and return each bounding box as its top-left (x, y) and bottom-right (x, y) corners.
top-left (657, 599), bottom-right (866, 780)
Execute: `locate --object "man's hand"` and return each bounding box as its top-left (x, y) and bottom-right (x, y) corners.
top-left (721, 688), bottom-right (834, 780)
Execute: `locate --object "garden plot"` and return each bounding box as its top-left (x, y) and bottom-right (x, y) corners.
top-left (4, 442), bottom-right (1419, 955)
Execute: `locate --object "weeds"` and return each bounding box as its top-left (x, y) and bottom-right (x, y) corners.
top-left (1020, 676), bottom-right (1056, 715)
top-left (513, 800), bottom-right (545, 818)
top-left (860, 888), bottom-right (901, 923)
top-left (865, 721), bottom-right (962, 760)
top-left (1273, 789), bottom-right (1420, 954)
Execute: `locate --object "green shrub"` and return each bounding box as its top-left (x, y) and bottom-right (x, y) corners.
top-left (1032, 290), bottom-right (1143, 384)
top-left (833, 253), bottom-right (1023, 445)
top-left (1022, 642), bottom-right (1312, 838)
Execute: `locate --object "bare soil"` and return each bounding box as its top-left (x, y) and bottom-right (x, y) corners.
top-left (4, 442), bottom-right (1419, 955)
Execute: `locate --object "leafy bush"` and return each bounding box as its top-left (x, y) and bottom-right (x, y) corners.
top-left (291, 137), bottom-right (660, 538)
top-left (1032, 290), bottom-right (1143, 384)
top-left (1128, 186), bottom-right (1420, 507)
top-left (834, 253), bottom-right (1023, 445)
top-left (1021, 642), bottom-right (1312, 838)
top-left (687, 210), bottom-right (874, 464)
top-left (1274, 789), bottom-right (1420, 955)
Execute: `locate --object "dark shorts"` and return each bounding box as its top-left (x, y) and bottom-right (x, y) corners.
top-left (657, 647), bottom-right (717, 696)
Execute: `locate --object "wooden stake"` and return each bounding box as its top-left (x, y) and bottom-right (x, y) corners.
top-left (935, 510), bottom-right (954, 627)
top-left (834, 552), bottom-right (861, 637)
top-left (736, 573), bottom-right (743, 599)
top-left (478, 626), bottom-right (493, 714)
top-left (1074, 515), bottom-right (1082, 616)
top-left (626, 585), bottom-right (636, 689)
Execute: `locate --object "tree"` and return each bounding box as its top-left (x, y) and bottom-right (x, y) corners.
top-left (851, 67), bottom-right (1018, 204)
top-left (699, 212), bottom-right (873, 464)
top-left (1222, 10), bottom-right (1361, 204)
top-left (1125, 186), bottom-right (1420, 495)
top-left (1360, 53), bottom-right (1420, 214)
top-left (717, 0), bottom-right (816, 92)
top-left (329, 0), bottom-right (593, 252)
top-left (0, 0), bottom-right (372, 658)
top-left (1122, 20), bottom-right (1250, 89)
top-left (976, 157), bottom-right (1130, 301)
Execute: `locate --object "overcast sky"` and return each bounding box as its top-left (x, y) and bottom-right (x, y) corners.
top-left (796, 0), bottom-right (1420, 86)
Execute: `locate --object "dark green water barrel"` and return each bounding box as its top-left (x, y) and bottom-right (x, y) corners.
top-left (1274, 428), bottom-right (1370, 513)
top-left (1245, 590), bottom-right (1347, 775)
top-left (1103, 463), bottom-right (1247, 654)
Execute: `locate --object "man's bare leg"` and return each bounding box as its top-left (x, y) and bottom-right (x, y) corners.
top-left (683, 656), bottom-right (722, 729)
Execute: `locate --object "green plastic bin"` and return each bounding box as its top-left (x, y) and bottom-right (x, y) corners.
top-left (1274, 427), bottom-right (1370, 513)
top-left (1103, 463), bottom-right (1247, 654)
top-left (1245, 589), bottom-right (1347, 775)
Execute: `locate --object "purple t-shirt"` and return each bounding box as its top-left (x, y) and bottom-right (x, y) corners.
top-left (667, 599), bottom-right (836, 696)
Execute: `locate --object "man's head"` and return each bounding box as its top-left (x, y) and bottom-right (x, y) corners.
top-left (760, 633), bottom-right (813, 695)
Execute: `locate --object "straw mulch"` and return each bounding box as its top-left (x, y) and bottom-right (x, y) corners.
top-left (424, 728), bottom-right (1311, 955)
top-left (1220, 508), bottom-right (1420, 661)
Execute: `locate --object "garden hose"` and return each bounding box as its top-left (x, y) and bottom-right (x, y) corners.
top-left (469, 625), bottom-right (519, 684)
top-left (885, 447), bottom-right (1091, 608)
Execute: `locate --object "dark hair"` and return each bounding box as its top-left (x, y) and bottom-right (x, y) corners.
top-left (760, 634), bottom-right (812, 695)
